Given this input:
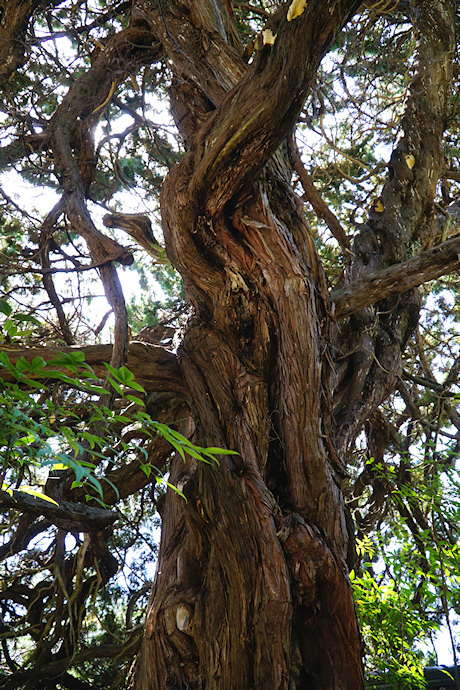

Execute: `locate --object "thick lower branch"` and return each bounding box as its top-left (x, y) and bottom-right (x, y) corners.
top-left (0, 638), bottom-right (141, 690)
top-left (0, 342), bottom-right (186, 395)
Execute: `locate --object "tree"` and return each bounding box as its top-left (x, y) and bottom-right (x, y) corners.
top-left (0, 0), bottom-right (459, 688)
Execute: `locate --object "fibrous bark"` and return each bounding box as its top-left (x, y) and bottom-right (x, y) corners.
top-left (331, 0), bottom-right (455, 456)
top-left (131, 1), bottom-right (455, 688)
top-left (134, 1), bottom-right (365, 688)
top-left (331, 231), bottom-right (460, 319)
top-left (0, 0), bottom-right (456, 687)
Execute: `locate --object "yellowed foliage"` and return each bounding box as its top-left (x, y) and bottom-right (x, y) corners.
top-left (405, 154), bottom-right (415, 169)
top-left (287, 0), bottom-right (307, 22)
top-left (372, 198), bottom-right (385, 213)
top-left (262, 29), bottom-right (277, 45)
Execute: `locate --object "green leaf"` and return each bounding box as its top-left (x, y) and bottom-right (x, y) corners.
top-left (103, 362), bottom-right (125, 381)
top-left (14, 314), bottom-right (41, 324)
top-left (115, 366), bottom-right (134, 385)
top-left (125, 394), bottom-right (145, 405)
top-left (129, 381), bottom-right (146, 393)
top-left (86, 495), bottom-right (109, 508)
top-left (30, 356), bottom-right (46, 371)
top-left (113, 414), bottom-right (132, 423)
top-left (47, 351), bottom-right (85, 369)
top-left (0, 352), bottom-right (14, 369)
top-left (161, 479), bottom-right (187, 501)
top-left (107, 377), bottom-right (123, 396)
top-left (204, 447), bottom-right (239, 456)
top-left (41, 370), bottom-right (80, 386)
top-left (83, 384), bottom-right (110, 395)
top-left (0, 300), bottom-right (12, 316)
top-left (18, 377), bottom-right (47, 389)
top-left (101, 475), bottom-right (119, 500)
top-left (86, 474), bottom-right (104, 498)
top-left (140, 463), bottom-right (152, 477)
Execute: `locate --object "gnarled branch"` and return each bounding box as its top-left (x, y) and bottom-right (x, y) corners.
top-left (331, 233), bottom-right (460, 319)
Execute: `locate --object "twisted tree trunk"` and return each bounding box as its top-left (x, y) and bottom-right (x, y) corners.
top-left (134, 1), bottom-right (363, 687)
top-left (0, 0), bottom-right (455, 686)
top-left (132, 0), bottom-right (454, 687)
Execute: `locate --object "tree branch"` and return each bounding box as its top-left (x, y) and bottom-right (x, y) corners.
top-left (0, 489), bottom-right (118, 530)
top-left (103, 212), bottom-right (166, 262)
top-left (0, 637), bottom-right (141, 690)
top-left (188, 0), bottom-right (362, 215)
top-left (0, 0), bottom-right (62, 82)
top-left (331, 233), bottom-right (460, 319)
top-left (1, 342), bottom-right (186, 394)
top-left (293, 146), bottom-right (350, 251)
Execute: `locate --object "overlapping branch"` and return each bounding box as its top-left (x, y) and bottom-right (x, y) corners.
top-left (1, 342), bottom-right (186, 394)
top-left (0, 489), bottom-right (118, 530)
top-left (332, 232), bottom-right (460, 319)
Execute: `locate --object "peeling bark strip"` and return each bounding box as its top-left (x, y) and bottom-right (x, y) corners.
top-left (135, 1), bottom-right (364, 688)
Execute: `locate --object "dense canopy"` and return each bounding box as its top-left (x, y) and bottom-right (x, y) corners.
top-left (0, 0), bottom-right (459, 688)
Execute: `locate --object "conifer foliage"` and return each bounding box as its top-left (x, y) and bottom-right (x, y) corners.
top-left (0, 1), bottom-right (459, 688)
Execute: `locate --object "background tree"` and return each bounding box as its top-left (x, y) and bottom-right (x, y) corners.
top-left (0, 0), bottom-right (459, 688)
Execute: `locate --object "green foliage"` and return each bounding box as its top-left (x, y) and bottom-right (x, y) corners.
top-left (0, 306), bottom-right (237, 685)
top-left (0, 359), bottom-right (230, 506)
top-left (0, 304), bottom-right (234, 506)
top-left (351, 456), bottom-right (460, 686)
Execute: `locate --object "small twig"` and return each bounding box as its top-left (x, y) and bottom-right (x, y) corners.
top-left (293, 146), bottom-right (351, 252)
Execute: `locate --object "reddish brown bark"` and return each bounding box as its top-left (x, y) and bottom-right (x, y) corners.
top-left (331, 231), bottom-right (460, 319)
top-left (134, 1), bottom-right (364, 688)
top-left (331, 0), bottom-right (455, 456)
top-left (130, 1), bottom-right (455, 688)
top-left (1, 0), bottom-right (454, 686)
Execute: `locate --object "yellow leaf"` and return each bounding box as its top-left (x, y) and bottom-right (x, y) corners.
top-left (17, 486), bottom-right (59, 505)
top-left (92, 80), bottom-right (115, 117)
top-left (51, 463), bottom-right (68, 471)
top-left (287, 0), bottom-right (307, 22)
top-left (371, 198), bottom-right (384, 213)
top-left (405, 154), bottom-right (415, 169)
top-left (1, 484), bottom-right (13, 496)
top-left (262, 29), bottom-right (277, 45)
